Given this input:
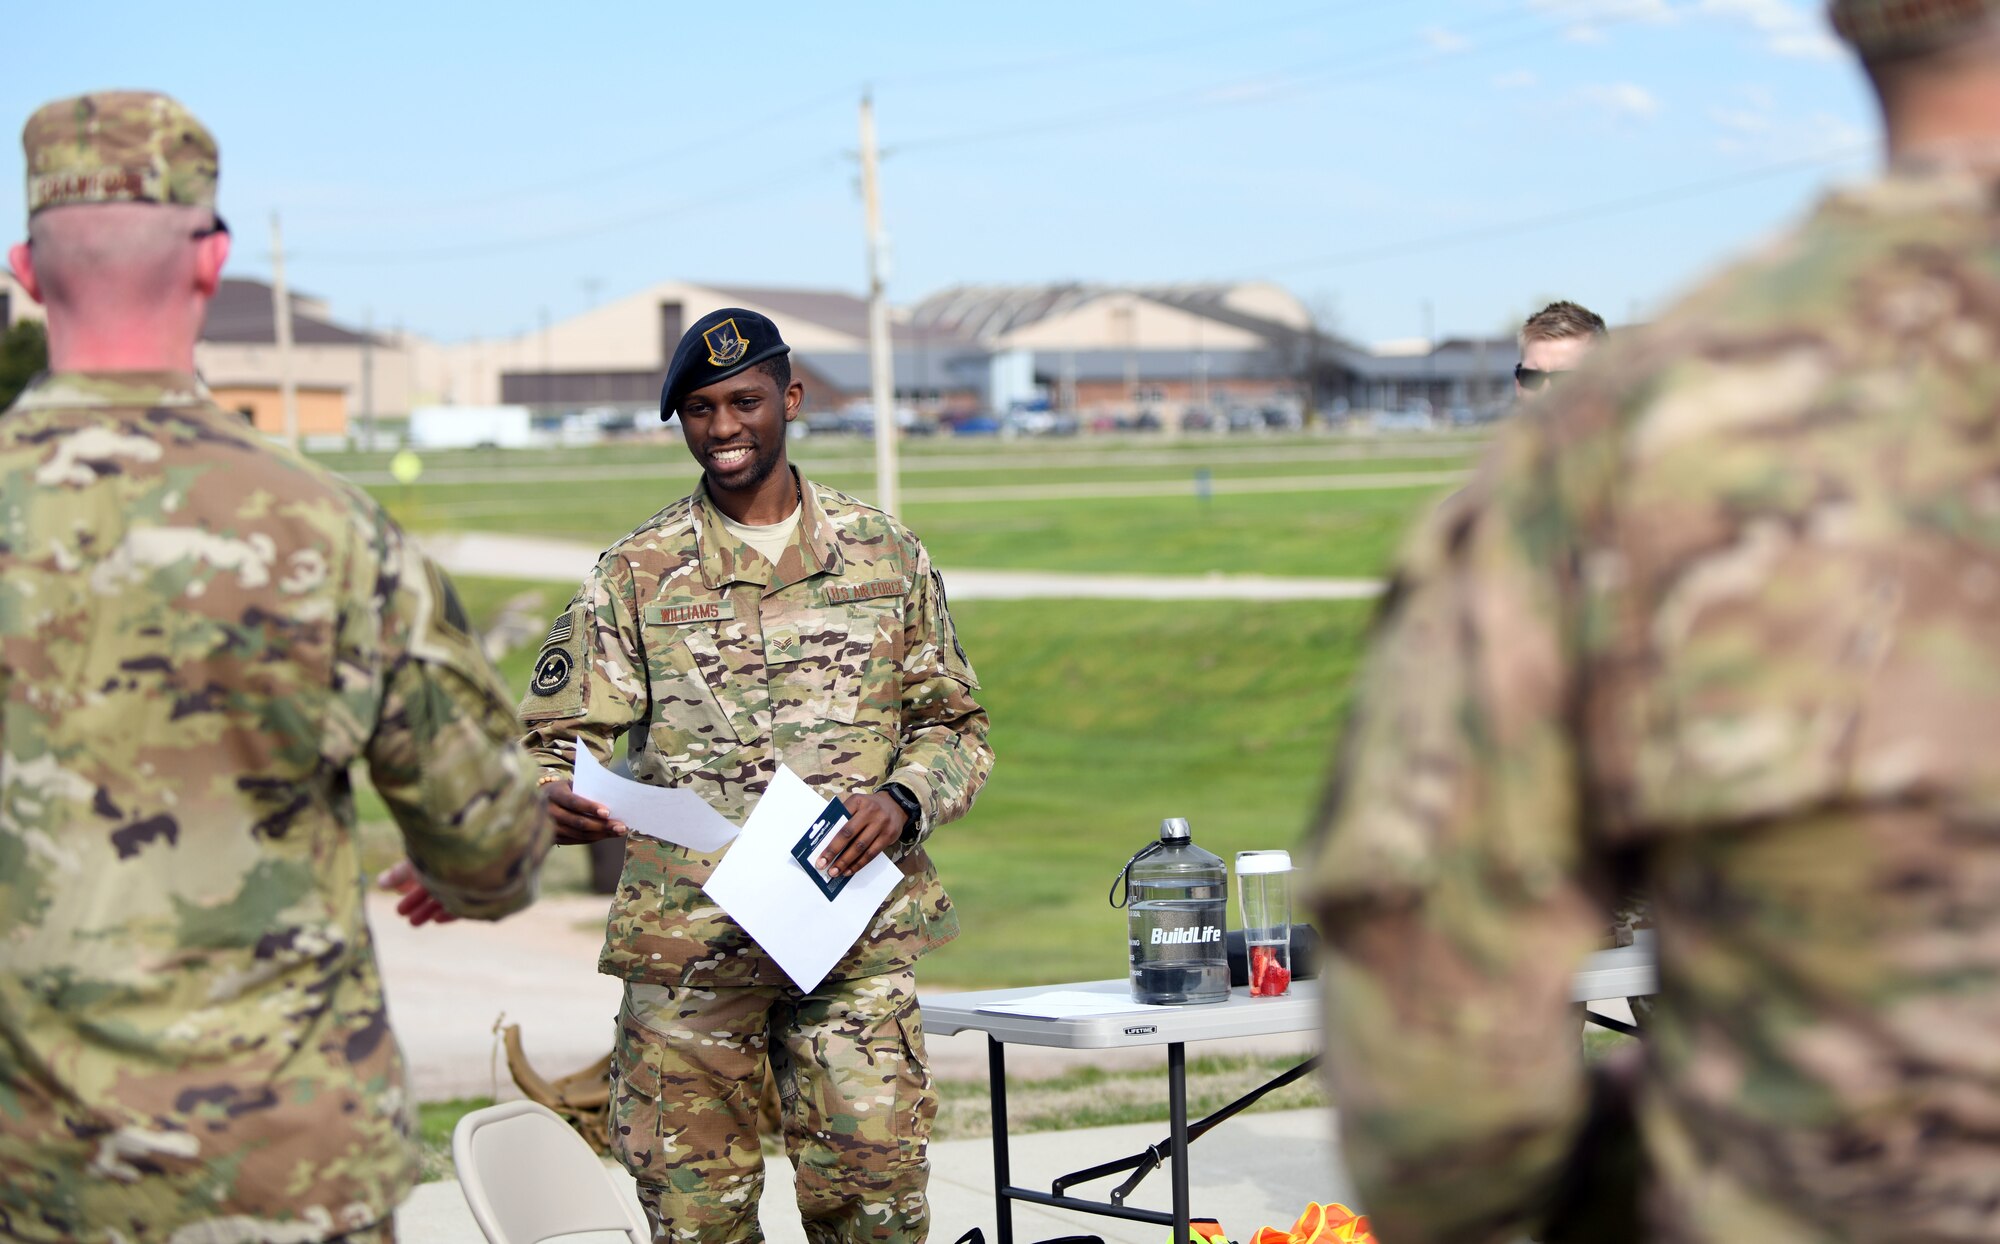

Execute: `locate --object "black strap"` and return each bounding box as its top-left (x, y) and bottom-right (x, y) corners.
top-left (1108, 841), bottom-right (1165, 908)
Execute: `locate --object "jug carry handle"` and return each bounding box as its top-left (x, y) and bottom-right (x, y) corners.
top-left (1108, 841), bottom-right (1165, 909)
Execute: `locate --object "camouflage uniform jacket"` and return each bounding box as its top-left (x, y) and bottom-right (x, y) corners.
top-left (0, 373), bottom-right (550, 1244)
top-left (522, 474), bottom-right (991, 988)
top-left (1308, 166), bottom-right (2000, 1244)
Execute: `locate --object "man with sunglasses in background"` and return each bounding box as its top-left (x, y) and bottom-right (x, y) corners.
top-left (1513, 300), bottom-right (1607, 399)
top-left (0, 91), bottom-right (553, 1244)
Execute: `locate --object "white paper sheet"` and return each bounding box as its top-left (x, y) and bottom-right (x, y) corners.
top-left (703, 766), bottom-right (902, 992)
top-left (975, 990), bottom-right (1157, 1019)
top-left (570, 743), bottom-right (739, 853)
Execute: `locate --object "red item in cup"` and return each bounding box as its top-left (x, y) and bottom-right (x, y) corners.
top-left (1250, 945), bottom-right (1291, 996)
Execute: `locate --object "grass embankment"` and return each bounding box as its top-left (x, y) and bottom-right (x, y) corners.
top-left (359, 582), bottom-right (1376, 988)
top-left (356, 433), bottom-right (1468, 580)
top-left (923, 596), bottom-right (1370, 987)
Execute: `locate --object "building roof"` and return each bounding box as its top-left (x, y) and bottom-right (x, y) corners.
top-left (790, 349), bottom-right (990, 393)
top-left (200, 278), bottom-right (380, 347)
top-left (906, 281), bottom-right (1380, 374)
top-left (907, 283), bottom-right (1106, 343)
top-left (701, 283), bottom-right (973, 351)
top-left (1353, 336), bottom-right (1517, 383)
top-left (1028, 348), bottom-right (1293, 384)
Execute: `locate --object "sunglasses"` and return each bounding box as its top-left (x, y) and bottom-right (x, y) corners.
top-left (1514, 364), bottom-right (1569, 392)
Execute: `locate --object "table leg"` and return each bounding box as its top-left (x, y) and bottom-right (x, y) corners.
top-left (989, 1035), bottom-right (1012, 1244)
top-left (1169, 1041), bottom-right (1188, 1244)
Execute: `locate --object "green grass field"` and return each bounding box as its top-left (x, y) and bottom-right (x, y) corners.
top-left (329, 432), bottom-right (1462, 987)
top-left (357, 431), bottom-right (1469, 579)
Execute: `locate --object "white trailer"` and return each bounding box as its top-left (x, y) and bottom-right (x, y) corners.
top-left (406, 404), bottom-right (534, 450)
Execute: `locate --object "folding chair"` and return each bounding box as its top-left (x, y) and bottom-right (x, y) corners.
top-left (452, 1099), bottom-right (651, 1244)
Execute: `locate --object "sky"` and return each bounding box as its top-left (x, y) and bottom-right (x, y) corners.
top-left (3, 0), bottom-right (1879, 349)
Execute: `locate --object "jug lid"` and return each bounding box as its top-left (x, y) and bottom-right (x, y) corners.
top-left (1159, 817), bottom-right (1191, 842)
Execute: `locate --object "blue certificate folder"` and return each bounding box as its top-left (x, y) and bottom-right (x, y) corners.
top-left (789, 797), bottom-right (853, 901)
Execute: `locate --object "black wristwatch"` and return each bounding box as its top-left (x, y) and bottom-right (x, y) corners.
top-left (880, 782), bottom-right (924, 845)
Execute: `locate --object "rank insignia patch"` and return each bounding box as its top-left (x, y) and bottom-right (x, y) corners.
top-left (703, 317), bottom-right (749, 366)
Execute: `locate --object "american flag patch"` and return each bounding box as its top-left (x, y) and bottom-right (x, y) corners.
top-left (544, 614), bottom-right (574, 647)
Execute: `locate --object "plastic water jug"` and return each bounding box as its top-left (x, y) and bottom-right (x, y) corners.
top-left (1111, 817), bottom-right (1230, 1005)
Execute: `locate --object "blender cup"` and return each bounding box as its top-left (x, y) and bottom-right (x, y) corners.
top-left (1235, 850), bottom-right (1293, 996)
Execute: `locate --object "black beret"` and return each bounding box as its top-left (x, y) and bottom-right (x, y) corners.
top-left (659, 308), bottom-right (792, 420)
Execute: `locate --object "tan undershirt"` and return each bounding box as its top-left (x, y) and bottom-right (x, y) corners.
top-left (719, 506), bottom-right (803, 566)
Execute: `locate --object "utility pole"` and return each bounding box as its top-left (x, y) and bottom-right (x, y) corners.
top-left (361, 308), bottom-right (375, 452)
top-left (540, 305), bottom-right (553, 411)
top-left (1422, 298), bottom-right (1436, 423)
top-left (270, 213), bottom-right (298, 450)
top-left (1120, 301), bottom-right (1139, 421)
top-left (859, 91), bottom-right (899, 516)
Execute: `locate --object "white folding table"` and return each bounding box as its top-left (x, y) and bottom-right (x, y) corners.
top-left (920, 933), bottom-right (1656, 1244)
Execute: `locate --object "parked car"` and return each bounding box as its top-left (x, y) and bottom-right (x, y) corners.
top-left (952, 415), bottom-right (1002, 436)
top-left (801, 409), bottom-right (872, 436)
top-left (1371, 407), bottom-right (1434, 432)
top-left (1003, 410), bottom-right (1079, 436)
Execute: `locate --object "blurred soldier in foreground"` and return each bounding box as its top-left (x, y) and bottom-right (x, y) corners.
top-left (1512, 300), bottom-right (1606, 400)
top-left (1307, 5), bottom-right (2000, 1240)
top-left (521, 308), bottom-right (991, 1243)
top-left (0, 92), bottom-right (551, 1244)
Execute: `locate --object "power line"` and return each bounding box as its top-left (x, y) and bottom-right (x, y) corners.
top-left (869, 0), bottom-right (1376, 89)
top-left (887, 6), bottom-right (1628, 157)
top-left (286, 154), bottom-right (847, 264)
top-left (292, 89), bottom-right (853, 222)
top-left (1247, 143), bottom-right (1876, 276)
top-left (281, 4), bottom-right (1359, 225)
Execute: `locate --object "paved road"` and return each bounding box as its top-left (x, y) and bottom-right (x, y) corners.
top-left (376, 900), bottom-right (1347, 1240)
top-left (400, 1107), bottom-right (1352, 1244)
top-left (419, 532), bottom-right (1386, 600)
top-left (343, 437), bottom-right (1484, 487)
top-left (400, 467), bottom-right (1467, 525)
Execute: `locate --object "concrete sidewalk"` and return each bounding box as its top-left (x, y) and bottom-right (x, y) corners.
top-left (397, 1106), bottom-right (1354, 1244)
top-left (374, 893), bottom-right (1352, 1241)
top-left (415, 532), bottom-right (1384, 602)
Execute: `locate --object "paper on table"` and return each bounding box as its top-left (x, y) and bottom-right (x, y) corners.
top-left (570, 743), bottom-right (739, 853)
top-left (703, 765), bottom-right (902, 993)
top-left (976, 991), bottom-right (1158, 1019)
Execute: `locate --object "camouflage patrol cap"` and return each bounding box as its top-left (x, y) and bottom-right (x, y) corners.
top-left (22, 90), bottom-right (217, 218)
top-left (1830, 0), bottom-right (2000, 56)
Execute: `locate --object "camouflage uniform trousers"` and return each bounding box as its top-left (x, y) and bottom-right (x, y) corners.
top-left (1607, 892), bottom-right (1656, 1030)
top-left (610, 969), bottom-right (938, 1244)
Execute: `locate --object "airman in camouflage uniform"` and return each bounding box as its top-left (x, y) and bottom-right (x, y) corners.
top-left (523, 309), bottom-right (991, 1244)
top-left (1306, 7), bottom-right (2000, 1240)
top-left (0, 92), bottom-right (551, 1244)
